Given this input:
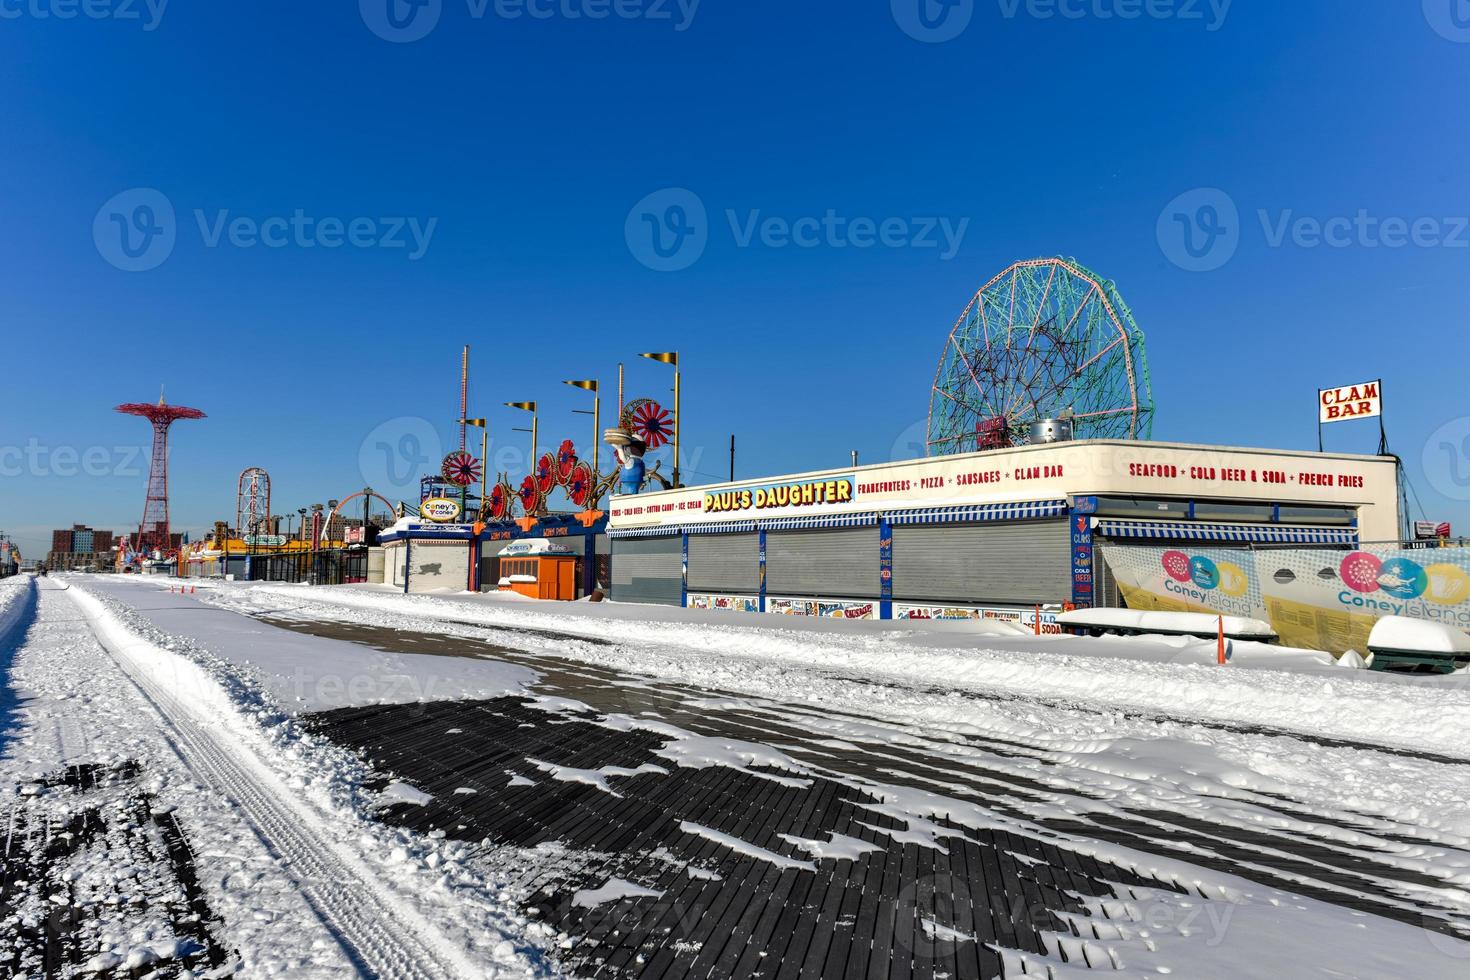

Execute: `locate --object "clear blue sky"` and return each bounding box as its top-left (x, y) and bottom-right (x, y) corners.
top-left (2, 1), bottom-right (1468, 557)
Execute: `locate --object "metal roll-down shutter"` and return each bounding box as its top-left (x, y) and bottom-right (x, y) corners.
top-left (765, 527), bottom-right (878, 599)
top-left (610, 535), bottom-right (683, 605)
top-left (687, 533), bottom-right (759, 594)
top-left (892, 520), bottom-right (1070, 604)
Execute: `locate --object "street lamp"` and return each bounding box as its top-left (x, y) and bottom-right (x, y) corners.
top-left (562, 379), bottom-right (600, 476)
top-left (639, 351), bottom-right (680, 487)
top-left (458, 421), bottom-right (489, 520)
top-left (505, 401), bottom-right (538, 479)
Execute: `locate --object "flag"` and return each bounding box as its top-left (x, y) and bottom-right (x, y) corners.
top-left (505, 401), bottom-right (537, 412)
top-left (563, 379), bottom-right (599, 392)
top-left (639, 352), bottom-right (678, 366)
top-left (460, 417), bottom-right (487, 427)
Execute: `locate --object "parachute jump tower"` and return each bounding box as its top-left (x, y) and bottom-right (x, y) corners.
top-left (115, 393), bottom-right (206, 556)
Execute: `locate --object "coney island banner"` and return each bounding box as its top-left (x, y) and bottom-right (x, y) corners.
top-left (1102, 545), bottom-right (1470, 654)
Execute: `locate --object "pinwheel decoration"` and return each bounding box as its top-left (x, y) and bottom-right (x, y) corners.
top-left (623, 398), bottom-right (675, 450)
top-left (486, 482), bottom-right (511, 521)
top-left (556, 439), bottom-right (579, 481)
top-left (566, 461), bottom-right (594, 508)
top-left (441, 450), bottom-right (483, 488)
top-left (535, 453), bottom-right (559, 495)
top-left (518, 475), bottom-right (544, 513)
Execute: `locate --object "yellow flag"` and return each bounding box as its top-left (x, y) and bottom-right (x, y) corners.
top-left (639, 352), bottom-right (678, 366)
top-left (505, 401), bottom-right (537, 412)
top-left (563, 380), bottom-right (599, 392)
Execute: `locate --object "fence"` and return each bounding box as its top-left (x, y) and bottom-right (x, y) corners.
top-left (223, 548), bottom-right (367, 585)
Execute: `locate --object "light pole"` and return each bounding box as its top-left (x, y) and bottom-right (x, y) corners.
top-left (639, 351), bottom-right (680, 487)
top-left (505, 401), bottom-right (538, 480)
top-left (457, 420), bottom-right (489, 519)
top-left (563, 379), bottom-right (600, 476)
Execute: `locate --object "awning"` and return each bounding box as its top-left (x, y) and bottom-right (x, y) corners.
top-left (683, 521), bottom-right (758, 535)
top-left (886, 499), bottom-right (1069, 526)
top-left (761, 512), bottom-right (881, 532)
top-left (1095, 519), bottom-right (1359, 545)
top-left (607, 526), bottom-right (684, 540)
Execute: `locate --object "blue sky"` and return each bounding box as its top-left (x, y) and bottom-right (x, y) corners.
top-left (1, 1), bottom-right (1468, 557)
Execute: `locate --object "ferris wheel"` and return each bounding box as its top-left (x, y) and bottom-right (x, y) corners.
top-left (926, 257), bottom-right (1154, 455)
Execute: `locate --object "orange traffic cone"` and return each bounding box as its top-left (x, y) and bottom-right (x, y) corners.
top-left (1217, 616), bottom-right (1227, 665)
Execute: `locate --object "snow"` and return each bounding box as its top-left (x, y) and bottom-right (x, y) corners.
top-left (571, 878), bottom-right (664, 907)
top-left (212, 581), bottom-right (1470, 759)
top-left (1058, 607), bottom-right (1278, 639)
top-left (1369, 616), bottom-right (1470, 654)
top-left (38, 574), bottom-right (1470, 978)
top-left (677, 821), bottom-right (815, 871)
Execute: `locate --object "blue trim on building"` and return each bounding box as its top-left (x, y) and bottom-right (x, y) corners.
top-left (680, 533), bottom-right (689, 608)
top-left (1094, 519), bottom-right (1359, 545)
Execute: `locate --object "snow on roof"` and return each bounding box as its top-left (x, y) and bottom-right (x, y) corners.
top-left (1367, 616), bottom-right (1470, 655)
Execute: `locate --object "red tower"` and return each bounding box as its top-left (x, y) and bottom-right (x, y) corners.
top-left (115, 394), bottom-right (206, 555)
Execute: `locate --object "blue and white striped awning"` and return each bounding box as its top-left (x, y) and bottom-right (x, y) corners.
top-left (608, 525), bottom-right (685, 540)
top-left (1096, 519), bottom-right (1359, 545)
top-left (886, 499), bottom-right (1069, 526)
top-left (760, 512), bottom-right (881, 532)
top-left (683, 520), bottom-right (758, 535)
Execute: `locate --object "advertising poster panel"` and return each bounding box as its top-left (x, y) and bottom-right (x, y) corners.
top-left (1103, 545), bottom-right (1470, 654)
top-left (1102, 545), bottom-right (1264, 620)
top-left (1256, 547), bottom-right (1470, 653)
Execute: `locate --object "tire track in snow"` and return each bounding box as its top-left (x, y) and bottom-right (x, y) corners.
top-left (56, 582), bottom-right (480, 980)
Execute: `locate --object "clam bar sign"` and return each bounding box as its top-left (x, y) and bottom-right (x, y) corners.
top-left (1319, 381), bottom-right (1382, 424)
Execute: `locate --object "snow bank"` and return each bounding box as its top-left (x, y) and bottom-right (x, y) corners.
top-left (1369, 616), bottom-right (1470, 654)
top-left (0, 574), bottom-right (35, 643)
top-left (1058, 607), bottom-right (1277, 640)
top-left (222, 582), bottom-right (1470, 760)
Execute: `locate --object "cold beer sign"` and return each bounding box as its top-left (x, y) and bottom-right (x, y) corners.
top-left (1318, 380), bottom-right (1382, 424)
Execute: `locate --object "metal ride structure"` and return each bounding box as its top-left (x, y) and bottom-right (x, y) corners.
top-left (115, 393), bottom-right (206, 556)
top-left (926, 257), bottom-right (1153, 455)
top-left (236, 467), bottom-right (272, 538)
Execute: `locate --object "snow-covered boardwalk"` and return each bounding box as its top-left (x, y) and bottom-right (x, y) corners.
top-left (3, 574), bottom-right (1469, 978)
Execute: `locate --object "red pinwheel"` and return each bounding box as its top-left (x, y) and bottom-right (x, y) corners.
top-left (487, 483), bottom-right (510, 520)
top-left (519, 475), bottom-right (543, 512)
top-left (535, 453), bottom-right (558, 495)
top-left (556, 439), bottom-right (579, 480)
top-left (630, 400), bottom-right (674, 450)
top-left (441, 450), bottom-right (483, 488)
top-left (566, 461), bottom-right (594, 508)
